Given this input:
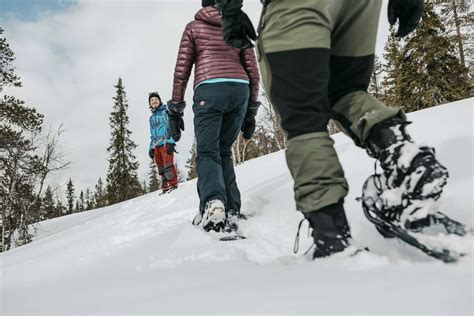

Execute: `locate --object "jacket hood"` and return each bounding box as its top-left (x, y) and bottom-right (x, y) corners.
top-left (195, 6), bottom-right (221, 26)
top-left (151, 103), bottom-right (166, 113)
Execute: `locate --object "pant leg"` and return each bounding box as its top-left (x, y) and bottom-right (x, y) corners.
top-left (329, 0), bottom-right (405, 147)
top-left (153, 146), bottom-right (167, 188)
top-left (219, 83), bottom-right (249, 212)
top-left (193, 84), bottom-right (228, 213)
top-left (257, 0), bottom-right (348, 213)
top-left (161, 146), bottom-right (178, 188)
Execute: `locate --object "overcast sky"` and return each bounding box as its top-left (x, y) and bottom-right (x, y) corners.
top-left (1, 0), bottom-right (390, 197)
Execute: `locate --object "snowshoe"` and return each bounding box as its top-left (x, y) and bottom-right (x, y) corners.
top-left (228, 208), bottom-right (251, 220)
top-left (358, 174), bottom-right (471, 263)
top-left (192, 205), bottom-right (248, 240)
top-left (226, 208), bottom-right (252, 230)
top-left (366, 118), bottom-right (449, 201)
top-left (159, 185), bottom-right (177, 196)
top-left (219, 209), bottom-right (249, 241)
top-left (219, 233), bottom-right (246, 242)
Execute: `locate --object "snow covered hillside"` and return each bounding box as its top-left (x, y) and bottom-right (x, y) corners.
top-left (1, 99), bottom-right (473, 315)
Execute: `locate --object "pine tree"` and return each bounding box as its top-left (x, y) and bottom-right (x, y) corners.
top-left (148, 161), bottom-right (161, 191)
top-left (368, 54), bottom-right (385, 101)
top-left (41, 186), bottom-right (55, 220)
top-left (438, 0), bottom-right (473, 70)
top-left (176, 165), bottom-right (187, 183)
top-left (55, 197), bottom-right (65, 217)
top-left (65, 178), bottom-right (75, 214)
top-left (77, 191), bottom-right (85, 212)
top-left (0, 28), bottom-right (21, 93)
top-left (185, 139), bottom-right (198, 180)
top-left (1, 27), bottom-right (45, 250)
top-left (85, 188), bottom-right (94, 210)
top-left (93, 177), bottom-right (106, 208)
top-left (1, 29), bottom-right (68, 250)
top-left (382, 26), bottom-right (403, 107)
top-left (142, 180), bottom-right (147, 194)
top-left (385, 3), bottom-right (472, 111)
top-left (105, 78), bottom-right (142, 205)
top-left (13, 182), bottom-right (37, 247)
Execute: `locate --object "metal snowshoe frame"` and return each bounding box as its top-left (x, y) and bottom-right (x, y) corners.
top-left (358, 174), bottom-right (470, 263)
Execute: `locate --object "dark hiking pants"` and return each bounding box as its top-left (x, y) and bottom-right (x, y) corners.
top-left (193, 82), bottom-right (249, 213)
top-left (257, 0), bottom-right (405, 213)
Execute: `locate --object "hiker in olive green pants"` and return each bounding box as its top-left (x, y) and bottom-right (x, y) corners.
top-left (257, 0), bottom-right (404, 214)
top-left (216, 0), bottom-right (442, 258)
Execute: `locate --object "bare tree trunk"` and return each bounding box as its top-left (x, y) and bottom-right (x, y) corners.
top-left (1, 202), bottom-right (5, 252)
top-left (232, 139), bottom-right (242, 165)
top-left (34, 126), bottom-right (69, 209)
top-left (275, 114), bottom-right (286, 149)
top-left (371, 71), bottom-right (379, 99)
top-left (231, 145), bottom-right (237, 164)
top-left (233, 140), bottom-right (238, 165)
top-left (452, 0), bottom-right (466, 67)
top-left (2, 168), bottom-right (18, 252)
top-left (242, 140), bottom-right (248, 162)
top-left (17, 212), bottom-right (29, 247)
top-left (261, 85), bottom-right (286, 150)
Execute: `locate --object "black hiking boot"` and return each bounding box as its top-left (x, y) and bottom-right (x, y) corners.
top-left (304, 201), bottom-right (352, 259)
top-left (366, 117), bottom-right (449, 200)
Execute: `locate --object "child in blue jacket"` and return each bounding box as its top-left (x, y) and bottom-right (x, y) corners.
top-left (148, 92), bottom-right (178, 193)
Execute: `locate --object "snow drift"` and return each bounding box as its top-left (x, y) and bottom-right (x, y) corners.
top-left (1, 98), bottom-right (473, 315)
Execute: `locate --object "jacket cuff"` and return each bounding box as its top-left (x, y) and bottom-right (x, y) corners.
top-left (167, 100), bottom-right (186, 114)
top-left (247, 101), bottom-right (261, 116)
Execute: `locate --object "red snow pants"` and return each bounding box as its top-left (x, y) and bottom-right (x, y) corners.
top-left (153, 145), bottom-right (178, 191)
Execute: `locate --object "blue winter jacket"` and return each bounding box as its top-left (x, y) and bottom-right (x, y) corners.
top-left (149, 104), bottom-right (175, 150)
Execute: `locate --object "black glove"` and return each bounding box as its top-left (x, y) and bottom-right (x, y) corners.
top-left (216, 0), bottom-right (242, 15)
top-left (166, 143), bottom-right (177, 155)
top-left (167, 101), bottom-right (186, 142)
top-left (241, 101), bottom-right (260, 140)
top-left (149, 148), bottom-right (154, 159)
top-left (388, 0), bottom-right (424, 37)
top-left (216, 0), bottom-right (257, 49)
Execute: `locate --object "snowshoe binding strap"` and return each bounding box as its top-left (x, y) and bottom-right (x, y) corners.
top-left (293, 218), bottom-right (315, 255)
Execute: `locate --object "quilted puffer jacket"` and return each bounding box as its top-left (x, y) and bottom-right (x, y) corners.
top-left (172, 6), bottom-right (259, 104)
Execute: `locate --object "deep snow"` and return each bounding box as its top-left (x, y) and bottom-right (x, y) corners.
top-left (1, 98), bottom-right (473, 315)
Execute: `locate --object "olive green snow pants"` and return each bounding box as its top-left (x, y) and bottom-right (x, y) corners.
top-left (257, 0), bottom-right (405, 213)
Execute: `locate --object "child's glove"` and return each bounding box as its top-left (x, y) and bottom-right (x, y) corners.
top-left (388, 0), bottom-right (424, 37)
top-left (149, 148), bottom-right (154, 159)
top-left (167, 101), bottom-right (186, 142)
top-left (166, 143), bottom-right (177, 155)
top-left (216, 0), bottom-right (257, 49)
top-left (241, 101), bottom-right (260, 140)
